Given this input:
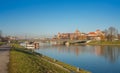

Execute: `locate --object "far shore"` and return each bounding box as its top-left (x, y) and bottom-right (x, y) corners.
top-left (86, 40), bottom-right (120, 46)
top-left (66, 40), bottom-right (120, 46)
top-left (86, 44), bottom-right (120, 46)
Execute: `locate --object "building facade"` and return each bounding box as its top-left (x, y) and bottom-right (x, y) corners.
top-left (87, 30), bottom-right (105, 40)
top-left (57, 29), bottom-right (83, 40)
top-left (56, 29), bottom-right (105, 41)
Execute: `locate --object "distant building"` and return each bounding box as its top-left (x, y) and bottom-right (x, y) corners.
top-left (57, 29), bottom-right (81, 40)
top-left (7, 36), bottom-right (17, 40)
top-left (79, 33), bottom-right (87, 40)
top-left (55, 29), bottom-right (105, 41)
top-left (87, 30), bottom-right (105, 40)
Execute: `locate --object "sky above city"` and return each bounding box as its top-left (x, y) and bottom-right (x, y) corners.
top-left (0, 0), bottom-right (120, 37)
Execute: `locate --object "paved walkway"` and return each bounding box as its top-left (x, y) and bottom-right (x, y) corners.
top-left (0, 45), bottom-right (10, 73)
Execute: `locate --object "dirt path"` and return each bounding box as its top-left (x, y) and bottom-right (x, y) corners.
top-left (0, 45), bottom-right (10, 73)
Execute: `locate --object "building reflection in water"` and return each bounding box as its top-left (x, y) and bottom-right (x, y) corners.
top-left (94, 46), bottom-right (104, 56)
top-left (103, 46), bottom-right (120, 63)
top-left (94, 46), bottom-right (120, 63)
top-left (61, 46), bottom-right (120, 63)
top-left (37, 42), bottom-right (120, 63)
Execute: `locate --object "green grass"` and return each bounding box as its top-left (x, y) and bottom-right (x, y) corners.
top-left (9, 44), bottom-right (70, 73)
top-left (8, 44), bottom-right (90, 73)
top-left (43, 56), bottom-right (90, 73)
top-left (0, 42), bottom-right (6, 46)
top-left (87, 40), bottom-right (120, 45)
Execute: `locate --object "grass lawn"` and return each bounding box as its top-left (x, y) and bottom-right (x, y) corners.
top-left (0, 42), bottom-right (6, 46)
top-left (8, 44), bottom-right (90, 73)
top-left (87, 40), bottom-right (120, 45)
top-left (43, 56), bottom-right (90, 73)
top-left (8, 44), bottom-right (70, 73)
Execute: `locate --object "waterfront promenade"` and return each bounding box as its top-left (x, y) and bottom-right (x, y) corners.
top-left (0, 45), bottom-right (10, 73)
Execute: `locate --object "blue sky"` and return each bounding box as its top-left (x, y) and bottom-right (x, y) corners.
top-left (0, 0), bottom-right (120, 37)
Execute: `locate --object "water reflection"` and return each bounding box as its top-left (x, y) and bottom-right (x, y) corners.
top-left (38, 44), bottom-right (120, 63)
top-left (103, 46), bottom-right (120, 63)
top-left (36, 43), bottom-right (120, 73)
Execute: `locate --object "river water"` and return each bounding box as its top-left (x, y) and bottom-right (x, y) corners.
top-left (35, 43), bottom-right (120, 73)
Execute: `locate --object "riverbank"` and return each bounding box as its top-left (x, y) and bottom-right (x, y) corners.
top-left (87, 40), bottom-right (120, 46)
top-left (8, 44), bottom-right (90, 73)
top-left (0, 42), bottom-right (6, 46)
top-left (41, 54), bottom-right (89, 73)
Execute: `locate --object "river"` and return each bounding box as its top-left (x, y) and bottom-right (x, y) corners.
top-left (35, 43), bottom-right (120, 73)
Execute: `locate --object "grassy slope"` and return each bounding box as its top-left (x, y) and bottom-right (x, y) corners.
top-left (87, 40), bottom-right (120, 45)
top-left (9, 44), bottom-right (69, 73)
top-left (43, 56), bottom-right (90, 73)
top-left (8, 44), bottom-right (90, 73)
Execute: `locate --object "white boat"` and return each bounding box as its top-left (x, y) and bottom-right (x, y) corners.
top-left (25, 41), bottom-right (39, 49)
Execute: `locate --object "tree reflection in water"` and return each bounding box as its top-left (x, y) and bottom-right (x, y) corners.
top-left (103, 46), bottom-right (120, 63)
top-left (37, 43), bottom-right (120, 63)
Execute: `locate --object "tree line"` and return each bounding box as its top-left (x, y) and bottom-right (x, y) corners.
top-left (104, 26), bottom-right (120, 41)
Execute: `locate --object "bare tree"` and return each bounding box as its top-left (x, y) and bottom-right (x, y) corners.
top-left (105, 27), bottom-right (118, 41)
top-left (104, 29), bottom-right (108, 40)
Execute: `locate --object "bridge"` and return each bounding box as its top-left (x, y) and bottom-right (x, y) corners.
top-left (29, 38), bottom-right (90, 45)
top-left (63, 40), bottom-right (88, 45)
top-left (49, 39), bottom-right (89, 45)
